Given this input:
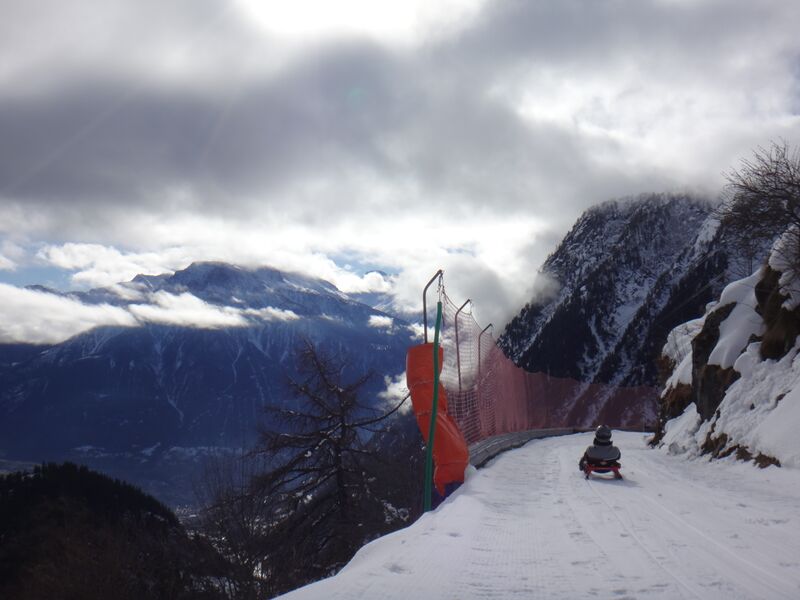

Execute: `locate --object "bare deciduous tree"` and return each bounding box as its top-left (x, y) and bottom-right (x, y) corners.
top-left (717, 141), bottom-right (800, 272)
top-left (196, 452), bottom-right (273, 599)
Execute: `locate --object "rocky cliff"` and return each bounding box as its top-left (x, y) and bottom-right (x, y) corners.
top-left (654, 229), bottom-right (800, 468)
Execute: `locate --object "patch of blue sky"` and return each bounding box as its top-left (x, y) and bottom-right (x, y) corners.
top-left (0, 265), bottom-right (75, 291)
top-left (329, 252), bottom-right (396, 277)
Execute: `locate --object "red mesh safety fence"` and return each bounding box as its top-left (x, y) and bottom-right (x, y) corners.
top-left (435, 286), bottom-right (658, 446)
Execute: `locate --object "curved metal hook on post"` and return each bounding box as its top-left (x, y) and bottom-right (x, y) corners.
top-left (422, 270), bottom-right (444, 344)
top-left (454, 299), bottom-right (471, 392)
top-left (477, 323), bottom-right (494, 381)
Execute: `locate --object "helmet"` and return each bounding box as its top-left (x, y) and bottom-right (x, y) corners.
top-left (595, 425), bottom-right (612, 441)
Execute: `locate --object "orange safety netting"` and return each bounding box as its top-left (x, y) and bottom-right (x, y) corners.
top-left (406, 283), bottom-right (658, 491)
top-left (406, 343), bottom-right (469, 495)
top-left (436, 287), bottom-right (657, 445)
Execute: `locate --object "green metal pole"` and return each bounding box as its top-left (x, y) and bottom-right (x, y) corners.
top-left (423, 301), bottom-right (443, 512)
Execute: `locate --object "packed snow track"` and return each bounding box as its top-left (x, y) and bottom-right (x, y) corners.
top-left (280, 432), bottom-right (800, 599)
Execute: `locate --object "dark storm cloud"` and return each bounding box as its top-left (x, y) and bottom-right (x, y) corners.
top-left (0, 36), bottom-right (654, 231)
top-left (0, 47), bottom-right (385, 201)
top-left (2, 0), bottom-right (798, 218)
top-left (0, 0), bottom-right (712, 223)
top-left (0, 44), bottom-right (393, 203)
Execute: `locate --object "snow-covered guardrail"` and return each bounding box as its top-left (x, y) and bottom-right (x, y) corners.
top-left (468, 429), bottom-right (575, 467)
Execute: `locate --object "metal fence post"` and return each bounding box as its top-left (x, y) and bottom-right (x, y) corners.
top-left (422, 270), bottom-right (443, 344)
top-left (477, 323), bottom-right (493, 381)
top-left (454, 299), bottom-right (471, 393)
top-left (423, 301), bottom-right (443, 512)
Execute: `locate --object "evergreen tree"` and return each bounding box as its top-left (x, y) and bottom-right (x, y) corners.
top-left (0, 462), bottom-right (224, 600)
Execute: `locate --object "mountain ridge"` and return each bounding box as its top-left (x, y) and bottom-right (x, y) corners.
top-left (0, 261), bottom-right (416, 505)
top-left (498, 193), bottom-right (756, 426)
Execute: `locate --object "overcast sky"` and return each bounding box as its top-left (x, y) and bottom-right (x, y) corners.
top-left (1, 0), bottom-right (799, 342)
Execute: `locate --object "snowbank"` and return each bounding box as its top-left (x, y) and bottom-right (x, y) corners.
top-left (659, 403), bottom-right (702, 457)
top-left (720, 341), bottom-right (800, 468)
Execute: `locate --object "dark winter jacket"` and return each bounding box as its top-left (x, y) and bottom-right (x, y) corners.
top-left (583, 439), bottom-right (621, 464)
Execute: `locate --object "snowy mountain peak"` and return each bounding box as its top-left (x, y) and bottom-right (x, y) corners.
top-left (130, 261), bottom-right (345, 306)
top-left (0, 260), bottom-right (414, 505)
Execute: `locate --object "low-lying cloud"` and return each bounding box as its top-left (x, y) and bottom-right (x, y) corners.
top-left (368, 314), bottom-right (394, 330)
top-left (0, 283), bottom-right (138, 344)
top-left (243, 306), bottom-right (300, 322)
top-left (128, 291), bottom-right (248, 329)
top-left (377, 372), bottom-right (412, 415)
top-left (38, 243), bottom-right (189, 288)
top-left (0, 285), bottom-right (303, 345)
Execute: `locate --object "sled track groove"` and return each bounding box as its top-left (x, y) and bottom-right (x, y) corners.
top-left (625, 486), bottom-right (797, 598)
top-left (584, 477), bottom-right (704, 600)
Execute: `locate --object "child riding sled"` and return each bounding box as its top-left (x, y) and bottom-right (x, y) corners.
top-left (579, 425), bottom-right (622, 479)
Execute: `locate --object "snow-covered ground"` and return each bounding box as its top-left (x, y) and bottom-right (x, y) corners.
top-left (280, 432), bottom-right (800, 600)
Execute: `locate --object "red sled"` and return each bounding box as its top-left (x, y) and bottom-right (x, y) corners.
top-left (583, 462), bottom-right (623, 480)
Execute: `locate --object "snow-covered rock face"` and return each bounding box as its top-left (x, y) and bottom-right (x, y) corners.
top-left (654, 241), bottom-right (800, 468)
top-left (498, 193), bottom-right (751, 427)
top-left (0, 262), bottom-right (416, 505)
top-left (706, 270), bottom-right (766, 369)
top-left (768, 226), bottom-right (800, 310)
top-left (661, 317), bottom-right (705, 390)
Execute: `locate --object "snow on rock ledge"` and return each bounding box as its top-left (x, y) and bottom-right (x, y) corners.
top-left (659, 403), bottom-right (702, 457)
top-left (654, 254), bottom-right (800, 468)
top-left (662, 317), bottom-right (705, 391)
top-left (716, 341), bottom-right (800, 468)
top-left (707, 269), bottom-right (765, 369)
